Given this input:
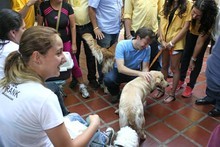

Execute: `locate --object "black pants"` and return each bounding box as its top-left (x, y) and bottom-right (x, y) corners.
top-left (75, 23), bottom-right (97, 82)
top-left (180, 32), bottom-right (210, 89)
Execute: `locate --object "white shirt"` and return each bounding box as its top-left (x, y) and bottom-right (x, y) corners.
top-left (0, 40), bottom-right (19, 79)
top-left (0, 82), bottom-right (64, 147)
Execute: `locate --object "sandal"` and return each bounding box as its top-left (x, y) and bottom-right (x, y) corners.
top-left (163, 95), bottom-right (176, 103)
top-left (153, 88), bottom-right (165, 99)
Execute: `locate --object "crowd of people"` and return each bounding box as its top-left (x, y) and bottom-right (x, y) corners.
top-left (0, 0), bottom-right (220, 146)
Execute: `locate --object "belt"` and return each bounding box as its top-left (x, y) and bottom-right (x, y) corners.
top-left (76, 22), bottom-right (91, 28)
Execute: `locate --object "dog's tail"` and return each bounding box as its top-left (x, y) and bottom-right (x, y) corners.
top-left (82, 33), bottom-right (103, 64)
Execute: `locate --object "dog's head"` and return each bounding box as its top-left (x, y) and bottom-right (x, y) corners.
top-left (150, 70), bottom-right (169, 89)
top-left (114, 126), bottom-right (139, 147)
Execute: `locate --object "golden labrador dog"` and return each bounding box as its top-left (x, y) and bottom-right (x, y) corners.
top-left (118, 71), bottom-right (169, 139)
top-left (82, 33), bottom-right (116, 73)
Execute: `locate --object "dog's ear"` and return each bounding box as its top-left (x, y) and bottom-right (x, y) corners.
top-left (108, 42), bottom-right (117, 54)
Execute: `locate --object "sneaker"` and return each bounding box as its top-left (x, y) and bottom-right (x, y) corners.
top-left (69, 77), bottom-right (78, 89)
top-left (79, 84), bottom-right (90, 98)
top-left (89, 80), bottom-right (100, 89)
top-left (104, 127), bottom-right (115, 145)
top-left (182, 86), bottom-right (192, 98)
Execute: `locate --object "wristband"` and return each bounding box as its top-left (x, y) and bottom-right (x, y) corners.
top-left (191, 57), bottom-right (197, 62)
top-left (25, 3), bottom-right (31, 7)
top-left (169, 41), bottom-right (174, 47)
top-left (93, 27), bottom-right (99, 31)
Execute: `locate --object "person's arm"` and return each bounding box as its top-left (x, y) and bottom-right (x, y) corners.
top-left (46, 114), bottom-right (100, 146)
top-left (167, 21), bottom-right (190, 49)
top-left (189, 34), bottom-right (209, 71)
top-left (12, 0), bottom-right (38, 18)
top-left (69, 14), bottom-right (77, 54)
top-left (123, 0), bottom-right (133, 39)
top-left (37, 2), bottom-right (44, 26)
top-left (88, 6), bottom-right (104, 40)
top-left (142, 62), bottom-right (150, 72)
top-left (116, 59), bottom-right (151, 80)
top-left (124, 18), bottom-right (133, 39)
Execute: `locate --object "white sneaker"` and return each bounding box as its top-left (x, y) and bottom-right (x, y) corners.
top-left (79, 84), bottom-right (90, 98)
top-left (104, 127), bottom-right (115, 145)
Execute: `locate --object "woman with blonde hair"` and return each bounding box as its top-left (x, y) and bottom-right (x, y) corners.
top-left (0, 26), bottom-right (113, 146)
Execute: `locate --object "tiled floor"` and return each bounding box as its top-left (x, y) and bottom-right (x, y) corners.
top-left (63, 32), bottom-right (220, 146)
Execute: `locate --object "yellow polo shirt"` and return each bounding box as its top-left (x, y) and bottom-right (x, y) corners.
top-left (124, 0), bottom-right (164, 33)
top-left (159, 1), bottom-right (192, 50)
top-left (11, 0), bottom-right (35, 29)
top-left (69, 0), bottom-right (90, 26)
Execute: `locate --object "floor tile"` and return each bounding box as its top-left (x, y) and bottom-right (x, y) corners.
top-left (167, 135), bottom-right (197, 147)
top-left (184, 125), bottom-right (211, 146)
top-left (164, 114), bottom-right (192, 131)
top-left (147, 122), bottom-right (176, 142)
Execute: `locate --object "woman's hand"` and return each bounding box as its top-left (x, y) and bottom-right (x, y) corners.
top-left (71, 44), bottom-right (77, 54)
top-left (89, 114), bottom-right (100, 128)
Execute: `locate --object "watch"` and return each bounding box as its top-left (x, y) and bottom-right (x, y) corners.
top-left (191, 57), bottom-right (197, 62)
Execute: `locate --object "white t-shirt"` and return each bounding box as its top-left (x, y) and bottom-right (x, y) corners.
top-left (0, 82), bottom-right (64, 147)
top-left (0, 40), bottom-right (19, 79)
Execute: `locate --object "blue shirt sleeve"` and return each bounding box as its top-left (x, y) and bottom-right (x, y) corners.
top-left (88, 0), bottom-right (100, 8)
top-left (115, 42), bottom-right (125, 60)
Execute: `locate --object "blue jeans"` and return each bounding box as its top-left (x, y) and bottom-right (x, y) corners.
top-left (97, 32), bottom-right (119, 83)
top-left (65, 113), bottom-right (106, 147)
top-left (45, 82), bottom-right (69, 116)
top-left (103, 67), bottom-right (137, 96)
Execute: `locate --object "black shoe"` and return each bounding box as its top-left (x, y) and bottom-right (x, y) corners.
top-left (69, 77), bottom-right (78, 89)
top-left (208, 108), bottom-right (220, 117)
top-left (89, 80), bottom-right (100, 89)
top-left (195, 98), bottom-right (215, 105)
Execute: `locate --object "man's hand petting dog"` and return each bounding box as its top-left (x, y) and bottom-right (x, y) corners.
top-left (138, 71), bottom-right (152, 82)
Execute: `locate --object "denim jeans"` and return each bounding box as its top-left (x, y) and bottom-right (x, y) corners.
top-left (45, 82), bottom-right (69, 116)
top-left (97, 32), bottom-right (119, 83)
top-left (103, 66), bottom-right (137, 96)
top-left (65, 113), bottom-right (106, 147)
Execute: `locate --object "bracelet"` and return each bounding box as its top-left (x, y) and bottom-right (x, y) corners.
top-left (93, 27), bottom-right (99, 31)
top-left (169, 41), bottom-right (174, 47)
top-left (191, 57), bottom-right (197, 62)
top-left (25, 3), bottom-right (31, 7)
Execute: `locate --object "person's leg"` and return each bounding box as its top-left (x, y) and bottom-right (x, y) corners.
top-left (163, 52), bottom-right (182, 103)
top-left (187, 37), bottom-right (210, 89)
top-left (154, 50), bottom-right (170, 99)
top-left (66, 113), bottom-right (114, 146)
top-left (180, 32), bottom-right (198, 82)
top-left (104, 67), bottom-right (121, 96)
top-left (45, 82), bottom-right (69, 116)
top-left (71, 54), bottom-right (90, 98)
top-left (97, 33), bottom-right (119, 84)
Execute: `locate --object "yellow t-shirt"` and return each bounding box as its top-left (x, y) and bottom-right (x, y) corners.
top-left (11, 0), bottom-right (35, 29)
top-left (159, 1), bottom-right (192, 50)
top-left (69, 0), bottom-right (90, 26)
top-left (124, 0), bottom-right (164, 33)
